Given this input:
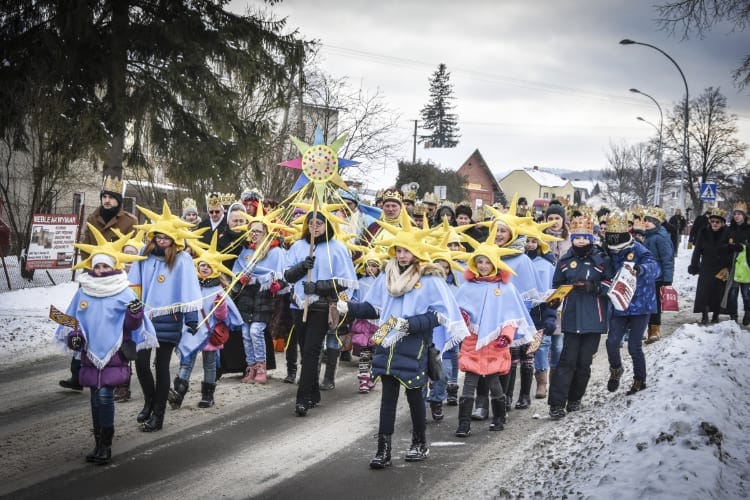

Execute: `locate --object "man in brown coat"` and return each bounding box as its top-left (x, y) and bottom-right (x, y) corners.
top-left (59, 176), bottom-right (138, 398)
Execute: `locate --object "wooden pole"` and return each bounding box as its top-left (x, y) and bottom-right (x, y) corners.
top-left (301, 194), bottom-right (319, 322)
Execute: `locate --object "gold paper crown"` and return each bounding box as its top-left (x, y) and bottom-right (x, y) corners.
top-left (102, 175), bottom-right (123, 195)
top-left (219, 193), bottom-right (236, 206)
top-left (403, 190), bottom-right (417, 202)
top-left (413, 203), bottom-right (427, 216)
top-left (182, 198), bottom-right (198, 211)
top-left (206, 193), bottom-right (222, 210)
top-left (643, 206), bottom-right (665, 222)
top-left (733, 201), bottom-right (747, 214)
top-left (569, 215), bottom-right (594, 235)
top-left (375, 189), bottom-right (385, 201)
top-left (423, 192), bottom-right (438, 205)
top-left (382, 188), bottom-right (403, 204)
top-left (708, 207), bottom-right (727, 219)
top-left (607, 212), bottom-right (630, 233)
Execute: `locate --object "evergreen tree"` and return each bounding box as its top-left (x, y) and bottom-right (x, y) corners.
top-left (1, 0), bottom-right (305, 186)
top-left (419, 63), bottom-right (460, 148)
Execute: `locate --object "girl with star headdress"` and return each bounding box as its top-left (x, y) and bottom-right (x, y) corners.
top-left (128, 200), bottom-right (203, 433)
top-left (53, 224), bottom-right (158, 465)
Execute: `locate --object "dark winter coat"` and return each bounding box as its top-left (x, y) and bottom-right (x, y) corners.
top-left (643, 225), bottom-right (675, 284)
top-left (689, 225), bottom-right (732, 313)
top-left (197, 218), bottom-right (229, 246)
top-left (553, 245), bottom-right (614, 334)
top-left (151, 310), bottom-right (199, 344)
top-left (232, 282), bottom-right (277, 324)
top-left (607, 240), bottom-right (660, 317)
top-left (80, 209), bottom-right (138, 259)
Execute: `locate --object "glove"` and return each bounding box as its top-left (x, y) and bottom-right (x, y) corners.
top-left (303, 280), bottom-right (316, 295)
top-left (337, 300), bottom-right (349, 316)
top-left (495, 335), bottom-right (511, 348)
top-left (632, 264), bottom-right (641, 276)
top-left (239, 274), bottom-right (253, 286)
top-left (688, 265), bottom-right (699, 275)
top-left (547, 298), bottom-right (561, 310)
top-left (186, 321), bottom-right (199, 335)
top-left (127, 299), bottom-right (143, 314)
top-left (393, 317), bottom-right (410, 333)
top-left (269, 281), bottom-right (282, 294)
top-left (302, 256), bottom-right (315, 269)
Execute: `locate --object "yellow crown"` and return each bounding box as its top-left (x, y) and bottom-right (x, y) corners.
top-left (643, 206), bottom-right (665, 222)
top-left (569, 215), bottom-right (594, 235)
top-left (607, 212), bottom-right (630, 233)
top-left (382, 188), bottom-right (403, 204)
top-left (219, 193), bottom-right (236, 206)
top-left (413, 203), bottom-right (427, 216)
top-left (102, 175), bottom-right (124, 195)
top-left (733, 201), bottom-right (747, 214)
top-left (206, 193), bottom-right (222, 210)
top-left (422, 192), bottom-right (438, 205)
top-left (709, 207), bottom-right (727, 219)
top-left (182, 198), bottom-right (198, 211)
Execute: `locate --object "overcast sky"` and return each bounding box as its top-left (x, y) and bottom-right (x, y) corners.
top-left (234, 0), bottom-right (750, 190)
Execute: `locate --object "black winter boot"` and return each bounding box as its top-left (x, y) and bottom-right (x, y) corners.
top-left (743, 312), bottom-right (750, 326)
top-left (85, 428), bottom-right (101, 463)
top-left (626, 378), bottom-right (647, 395)
top-left (284, 362), bottom-right (297, 384)
top-left (711, 312), bottom-right (720, 323)
top-left (168, 377), bottom-right (189, 409)
top-left (505, 365), bottom-right (517, 411)
top-left (607, 366), bottom-right (624, 392)
top-left (515, 365), bottom-right (533, 409)
top-left (59, 357), bottom-right (83, 391)
top-left (404, 430), bottom-right (429, 462)
top-left (490, 397), bottom-right (506, 431)
top-left (455, 397), bottom-right (473, 438)
top-left (320, 349), bottom-right (337, 390)
top-left (700, 312), bottom-right (709, 325)
top-left (446, 383), bottom-right (459, 406)
top-left (198, 382), bottom-right (215, 408)
top-left (369, 434), bottom-right (392, 469)
top-left (142, 403), bottom-right (165, 432)
top-left (91, 427), bottom-right (113, 465)
top-left (136, 399), bottom-right (153, 423)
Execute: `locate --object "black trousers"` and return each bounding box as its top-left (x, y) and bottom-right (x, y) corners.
top-left (547, 333), bottom-right (601, 406)
top-left (294, 307), bottom-right (328, 405)
top-left (135, 340), bottom-right (175, 410)
top-left (378, 375), bottom-right (426, 436)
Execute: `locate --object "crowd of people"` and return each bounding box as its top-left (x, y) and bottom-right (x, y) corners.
top-left (54, 176), bottom-right (750, 468)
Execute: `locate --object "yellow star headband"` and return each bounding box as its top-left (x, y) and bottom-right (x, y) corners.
top-left (74, 224), bottom-right (147, 271)
top-left (193, 230), bottom-right (236, 279)
top-left (134, 200), bottom-right (200, 251)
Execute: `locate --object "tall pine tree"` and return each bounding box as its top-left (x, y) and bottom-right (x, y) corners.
top-left (419, 63), bottom-right (460, 148)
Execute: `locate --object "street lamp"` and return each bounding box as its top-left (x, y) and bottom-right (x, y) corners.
top-left (620, 39), bottom-right (689, 212)
top-left (636, 116), bottom-right (664, 206)
top-left (631, 88), bottom-right (664, 206)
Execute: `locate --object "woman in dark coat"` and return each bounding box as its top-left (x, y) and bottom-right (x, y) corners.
top-left (688, 209), bottom-right (732, 324)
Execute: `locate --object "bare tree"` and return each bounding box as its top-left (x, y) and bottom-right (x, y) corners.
top-left (663, 87), bottom-right (749, 210)
top-left (602, 141), bottom-right (643, 209)
top-left (656, 0), bottom-right (750, 88)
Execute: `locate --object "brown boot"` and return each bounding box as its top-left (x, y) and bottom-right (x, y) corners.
top-left (534, 370), bottom-right (548, 399)
top-left (644, 325), bottom-right (660, 344)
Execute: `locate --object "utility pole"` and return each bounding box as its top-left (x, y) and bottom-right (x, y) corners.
top-left (412, 120), bottom-right (418, 163)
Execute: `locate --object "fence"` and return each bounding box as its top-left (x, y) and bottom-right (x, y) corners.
top-left (0, 255), bottom-right (75, 292)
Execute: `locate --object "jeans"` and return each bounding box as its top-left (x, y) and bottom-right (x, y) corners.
top-left (242, 321), bottom-right (267, 365)
top-left (606, 314), bottom-right (648, 381)
top-left (726, 284), bottom-right (750, 317)
top-left (428, 347), bottom-right (457, 402)
top-left (379, 375), bottom-right (426, 435)
top-left (178, 350), bottom-right (217, 384)
top-left (548, 333), bottom-right (601, 406)
top-left (90, 386), bottom-right (115, 428)
top-left (534, 335), bottom-right (552, 371)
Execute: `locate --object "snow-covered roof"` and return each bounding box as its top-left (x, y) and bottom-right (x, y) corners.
top-left (521, 168), bottom-right (568, 188)
top-left (570, 179), bottom-right (597, 191)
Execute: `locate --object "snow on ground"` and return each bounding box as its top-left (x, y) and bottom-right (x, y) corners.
top-left (1, 242), bottom-right (748, 498)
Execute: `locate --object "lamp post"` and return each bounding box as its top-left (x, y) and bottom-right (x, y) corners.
top-left (636, 116), bottom-right (664, 206)
top-left (631, 88), bottom-right (664, 206)
top-left (620, 39), bottom-right (689, 212)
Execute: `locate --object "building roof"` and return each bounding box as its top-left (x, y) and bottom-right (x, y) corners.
top-left (459, 149), bottom-right (503, 193)
top-left (500, 167), bottom-right (568, 188)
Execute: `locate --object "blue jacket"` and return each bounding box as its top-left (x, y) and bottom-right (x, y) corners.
top-left (151, 310), bottom-right (199, 344)
top-left (553, 245), bottom-right (614, 334)
top-left (608, 240), bottom-right (660, 317)
top-left (643, 225), bottom-right (674, 283)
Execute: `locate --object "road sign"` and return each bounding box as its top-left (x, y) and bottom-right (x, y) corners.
top-left (699, 182), bottom-right (717, 201)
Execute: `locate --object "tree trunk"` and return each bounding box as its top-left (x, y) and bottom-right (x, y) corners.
top-left (103, 0), bottom-right (129, 182)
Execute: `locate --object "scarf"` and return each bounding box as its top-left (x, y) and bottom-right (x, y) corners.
top-left (384, 259), bottom-right (422, 297)
top-left (77, 272), bottom-right (131, 297)
top-left (99, 205), bottom-right (119, 223)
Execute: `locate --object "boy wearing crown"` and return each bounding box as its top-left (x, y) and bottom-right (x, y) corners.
top-left (724, 202), bottom-right (750, 325)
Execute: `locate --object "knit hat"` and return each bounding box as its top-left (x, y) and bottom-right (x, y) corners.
top-left (545, 204), bottom-right (566, 220)
top-left (91, 253), bottom-right (116, 269)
